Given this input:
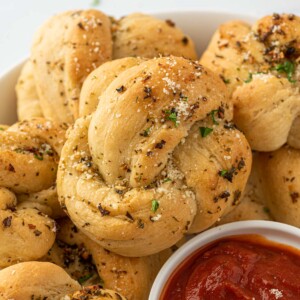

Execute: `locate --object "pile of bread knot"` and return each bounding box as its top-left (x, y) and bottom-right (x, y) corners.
top-left (0, 9), bottom-right (298, 299)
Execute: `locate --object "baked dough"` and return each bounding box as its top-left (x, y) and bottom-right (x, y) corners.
top-left (256, 145), bottom-right (300, 227)
top-left (17, 185), bottom-right (65, 219)
top-left (200, 14), bottom-right (300, 151)
top-left (0, 261), bottom-right (127, 300)
top-left (112, 13), bottom-right (197, 60)
top-left (79, 57), bottom-right (144, 116)
top-left (15, 61), bottom-right (43, 121)
top-left (0, 261), bottom-right (81, 300)
top-left (0, 118), bottom-right (67, 266)
top-left (28, 10), bottom-right (197, 123)
top-left (31, 10), bottom-right (112, 123)
top-left (0, 118), bottom-right (67, 193)
top-left (218, 154), bottom-right (272, 225)
top-left (45, 218), bottom-right (170, 300)
top-left (0, 187), bottom-right (56, 267)
top-left (64, 285), bottom-right (127, 300)
top-left (57, 56), bottom-right (251, 256)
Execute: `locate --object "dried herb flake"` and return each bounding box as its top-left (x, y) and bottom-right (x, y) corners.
top-left (151, 199), bottom-right (159, 212)
top-left (97, 203), bottom-right (110, 216)
top-left (78, 273), bottom-right (93, 284)
top-left (2, 216), bottom-right (12, 228)
top-left (274, 61), bottom-right (296, 83)
top-left (199, 127), bottom-right (213, 137)
top-left (244, 73), bottom-right (253, 83)
top-left (210, 109), bottom-right (220, 125)
top-left (165, 109), bottom-right (179, 127)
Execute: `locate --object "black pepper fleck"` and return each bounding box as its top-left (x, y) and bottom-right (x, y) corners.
top-left (2, 216), bottom-right (12, 228)
top-left (97, 204), bottom-right (110, 216)
top-left (155, 140), bottom-right (166, 149)
top-left (182, 36), bottom-right (189, 45)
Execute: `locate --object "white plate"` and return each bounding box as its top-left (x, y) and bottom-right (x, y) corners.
top-left (0, 10), bottom-right (254, 124)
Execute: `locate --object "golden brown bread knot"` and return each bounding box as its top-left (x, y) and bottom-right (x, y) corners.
top-left (57, 56), bottom-right (251, 257)
top-left (255, 145), bottom-right (300, 227)
top-left (0, 118), bottom-right (68, 266)
top-left (112, 13), bottom-right (197, 60)
top-left (217, 154), bottom-right (272, 225)
top-left (15, 61), bottom-right (43, 121)
top-left (31, 10), bottom-right (112, 123)
top-left (200, 13), bottom-right (300, 151)
top-left (0, 262), bottom-right (81, 300)
top-left (29, 10), bottom-right (197, 123)
top-left (0, 188), bottom-right (56, 267)
top-left (0, 261), bottom-right (127, 300)
top-left (44, 218), bottom-right (170, 300)
top-left (0, 118), bottom-right (67, 193)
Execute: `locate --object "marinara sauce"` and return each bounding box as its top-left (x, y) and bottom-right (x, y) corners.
top-left (161, 235), bottom-right (300, 299)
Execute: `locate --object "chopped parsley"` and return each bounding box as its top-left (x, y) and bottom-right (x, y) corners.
top-left (165, 109), bottom-right (179, 127)
top-left (244, 73), bottom-right (253, 83)
top-left (78, 273), bottom-right (93, 284)
top-left (220, 74), bottom-right (230, 84)
top-left (199, 127), bottom-right (213, 137)
top-left (179, 93), bottom-right (188, 102)
top-left (0, 127), bottom-right (4, 131)
top-left (163, 178), bottom-right (172, 183)
top-left (274, 61), bottom-right (296, 83)
top-left (140, 127), bottom-right (151, 137)
top-left (210, 109), bottom-right (220, 125)
top-left (151, 199), bottom-right (159, 212)
top-left (219, 170), bottom-right (228, 177)
top-left (34, 153), bottom-right (43, 161)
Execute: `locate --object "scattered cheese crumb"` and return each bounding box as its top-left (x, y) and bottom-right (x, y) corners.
top-left (270, 289), bottom-right (283, 299)
top-left (151, 214), bottom-right (161, 221)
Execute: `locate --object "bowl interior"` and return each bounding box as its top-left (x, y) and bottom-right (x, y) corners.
top-left (0, 11), bottom-right (254, 125)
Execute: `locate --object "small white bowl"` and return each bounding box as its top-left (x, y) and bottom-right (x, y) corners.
top-left (149, 220), bottom-right (300, 300)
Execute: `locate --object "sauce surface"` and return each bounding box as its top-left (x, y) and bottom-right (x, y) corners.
top-left (161, 235), bottom-right (300, 300)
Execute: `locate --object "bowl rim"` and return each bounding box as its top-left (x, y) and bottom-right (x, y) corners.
top-left (149, 220), bottom-right (300, 299)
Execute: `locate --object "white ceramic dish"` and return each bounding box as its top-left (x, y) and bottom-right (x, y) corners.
top-left (0, 10), bottom-right (254, 125)
top-left (149, 220), bottom-right (300, 300)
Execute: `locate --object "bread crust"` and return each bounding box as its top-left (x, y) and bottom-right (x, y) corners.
top-left (15, 61), bottom-right (43, 121)
top-left (200, 14), bottom-right (300, 151)
top-left (257, 145), bottom-right (300, 227)
top-left (0, 118), bottom-right (67, 193)
top-left (112, 13), bottom-right (197, 60)
top-left (57, 56), bottom-right (251, 256)
top-left (45, 218), bottom-right (170, 300)
top-left (0, 262), bottom-right (81, 300)
top-left (31, 10), bottom-right (112, 123)
top-left (79, 57), bottom-right (144, 117)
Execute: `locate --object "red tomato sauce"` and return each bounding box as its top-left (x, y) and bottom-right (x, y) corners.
top-left (161, 235), bottom-right (300, 300)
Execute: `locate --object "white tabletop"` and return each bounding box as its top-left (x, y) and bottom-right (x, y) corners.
top-left (1, 0), bottom-right (300, 75)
